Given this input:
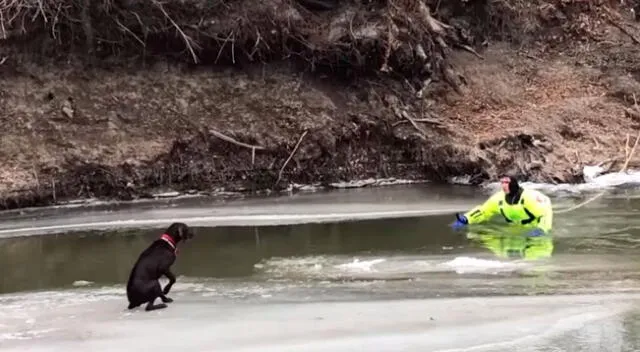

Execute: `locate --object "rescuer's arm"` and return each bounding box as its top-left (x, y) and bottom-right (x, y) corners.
top-left (451, 192), bottom-right (503, 229)
top-left (522, 191), bottom-right (553, 235)
top-left (463, 191), bottom-right (503, 224)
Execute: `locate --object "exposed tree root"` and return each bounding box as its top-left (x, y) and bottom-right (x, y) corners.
top-left (0, 0), bottom-right (501, 92)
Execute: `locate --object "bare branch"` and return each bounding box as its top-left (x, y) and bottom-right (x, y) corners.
top-left (208, 128), bottom-right (266, 151)
top-left (393, 117), bottom-right (442, 127)
top-left (151, 0), bottom-right (200, 64)
top-left (0, 9), bottom-right (6, 39)
top-left (114, 17), bottom-right (145, 47)
top-left (275, 130), bottom-right (308, 188)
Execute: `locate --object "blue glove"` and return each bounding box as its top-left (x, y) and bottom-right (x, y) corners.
top-left (450, 213), bottom-right (468, 230)
top-left (526, 228), bottom-right (545, 237)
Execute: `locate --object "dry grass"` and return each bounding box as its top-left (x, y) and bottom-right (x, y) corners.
top-left (437, 41), bottom-right (636, 182)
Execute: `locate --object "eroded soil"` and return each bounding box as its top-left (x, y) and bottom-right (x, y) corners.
top-left (1, 0), bottom-right (640, 209)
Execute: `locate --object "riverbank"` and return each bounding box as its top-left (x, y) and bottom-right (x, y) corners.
top-left (1, 0), bottom-right (640, 210)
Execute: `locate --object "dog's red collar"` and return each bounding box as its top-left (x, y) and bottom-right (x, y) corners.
top-left (160, 234), bottom-right (178, 254)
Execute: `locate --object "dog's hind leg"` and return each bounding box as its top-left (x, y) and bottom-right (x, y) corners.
top-left (143, 282), bottom-right (168, 311)
top-left (145, 297), bottom-right (168, 311)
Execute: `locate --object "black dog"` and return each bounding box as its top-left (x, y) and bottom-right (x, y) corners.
top-left (126, 222), bottom-right (194, 311)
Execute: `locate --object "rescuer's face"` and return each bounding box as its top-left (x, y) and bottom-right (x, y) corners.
top-left (501, 177), bottom-right (510, 194)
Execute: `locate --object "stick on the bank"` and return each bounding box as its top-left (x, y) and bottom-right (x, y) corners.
top-left (274, 130), bottom-right (308, 188)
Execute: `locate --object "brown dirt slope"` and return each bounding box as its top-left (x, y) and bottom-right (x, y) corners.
top-left (0, 0), bottom-right (640, 210)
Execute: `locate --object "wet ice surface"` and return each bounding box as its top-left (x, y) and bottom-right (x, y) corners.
top-left (3, 175), bottom-right (640, 351)
top-left (2, 288), bottom-right (640, 352)
top-left (2, 250), bottom-right (640, 351)
top-left (0, 185), bottom-right (480, 238)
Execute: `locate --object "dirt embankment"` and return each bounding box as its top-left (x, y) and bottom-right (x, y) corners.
top-left (1, 0), bottom-right (640, 210)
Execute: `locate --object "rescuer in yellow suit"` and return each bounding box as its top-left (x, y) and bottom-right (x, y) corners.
top-left (451, 176), bottom-right (553, 238)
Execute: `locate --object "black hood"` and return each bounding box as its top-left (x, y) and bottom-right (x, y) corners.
top-left (505, 176), bottom-right (523, 204)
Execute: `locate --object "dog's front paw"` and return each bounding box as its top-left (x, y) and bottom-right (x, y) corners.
top-left (161, 296), bottom-right (174, 303)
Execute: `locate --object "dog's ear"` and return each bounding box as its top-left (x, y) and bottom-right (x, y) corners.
top-left (177, 223), bottom-right (194, 241)
top-left (177, 224), bottom-right (185, 239)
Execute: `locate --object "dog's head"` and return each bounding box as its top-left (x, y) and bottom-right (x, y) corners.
top-left (165, 222), bottom-right (195, 244)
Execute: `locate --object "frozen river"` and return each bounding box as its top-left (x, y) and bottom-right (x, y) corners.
top-left (2, 179), bottom-right (640, 351)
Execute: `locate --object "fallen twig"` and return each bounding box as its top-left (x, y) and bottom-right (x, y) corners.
top-left (392, 117), bottom-right (442, 127)
top-left (458, 44), bottom-right (484, 60)
top-left (169, 106), bottom-right (264, 166)
top-left (209, 128), bottom-right (266, 151)
top-left (274, 130), bottom-right (308, 188)
top-left (596, 157), bottom-right (621, 168)
top-left (401, 110), bottom-right (428, 138)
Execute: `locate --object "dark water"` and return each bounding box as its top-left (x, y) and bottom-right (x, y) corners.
top-left (2, 202), bottom-right (640, 297)
top-left (0, 216), bottom-right (455, 294)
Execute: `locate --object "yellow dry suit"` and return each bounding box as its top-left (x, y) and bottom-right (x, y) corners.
top-left (465, 229), bottom-right (554, 261)
top-left (463, 188), bottom-right (553, 233)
